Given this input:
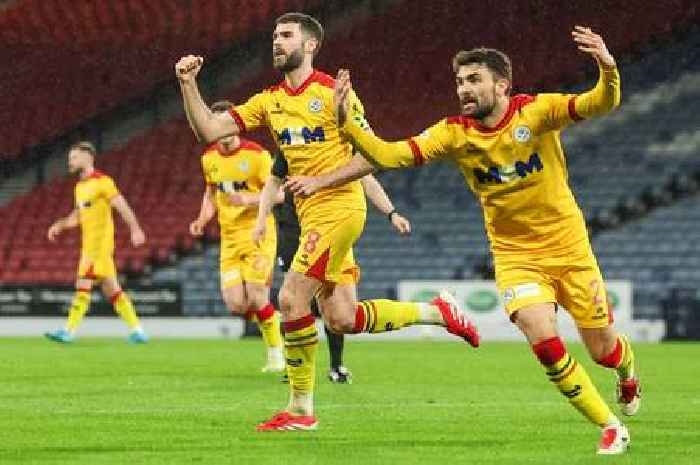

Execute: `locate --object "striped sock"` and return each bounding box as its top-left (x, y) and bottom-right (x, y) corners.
top-left (534, 336), bottom-right (617, 427)
top-left (283, 314), bottom-right (318, 415)
top-left (353, 300), bottom-right (420, 333)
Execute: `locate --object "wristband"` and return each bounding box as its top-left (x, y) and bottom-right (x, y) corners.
top-left (387, 209), bottom-right (398, 221)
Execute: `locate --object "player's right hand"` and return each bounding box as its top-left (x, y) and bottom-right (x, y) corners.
top-left (189, 219), bottom-right (205, 237)
top-left (252, 221), bottom-right (266, 246)
top-left (334, 68), bottom-right (352, 126)
top-left (175, 55), bottom-right (204, 82)
top-left (47, 223), bottom-right (61, 242)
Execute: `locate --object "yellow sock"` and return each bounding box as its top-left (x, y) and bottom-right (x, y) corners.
top-left (283, 314), bottom-right (318, 414)
top-left (256, 304), bottom-right (282, 348)
top-left (534, 337), bottom-right (615, 427)
top-left (354, 300), bottom-right (420, 333)
top-left (65, 289), bottom-right (91, 332)
top-left (617, 335), bottom-right (635, 379)
top-left (112, 291), bottom-right (141, 330)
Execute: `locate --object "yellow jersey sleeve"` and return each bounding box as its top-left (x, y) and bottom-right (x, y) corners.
top-left (100, 176), bottom-right (119, 201)
top-left (257, 150), bottom-right (273, 184)
top-left (201, 154), bottom-right (213, 185)
top-left (540, 64), bottom-right (621, 131)
top-left (342, 116), bottom-right (452, 169)
top-left (229, 91), bottom-right (268, 133)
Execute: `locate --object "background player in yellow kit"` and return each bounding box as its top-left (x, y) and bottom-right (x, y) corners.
top-left (287, 26), bottom-right (639, 455)
top-left (176, 12), bottom-right (479, 432)
top-left (45, 141), bottom-right (148, 344)
top-left (189, 101), bottom-right (285, 373)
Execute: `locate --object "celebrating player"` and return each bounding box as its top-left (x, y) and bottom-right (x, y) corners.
top-left (176, 12), bottom-right (479, 432)
top-left (189, 101), bottom-right (285, 373)
top-left (45, 142), bottom-right (148, 344)
top-left (272, 151), bottom-right (413, 384)
top-left (287, 27), bottom-right (639, 454)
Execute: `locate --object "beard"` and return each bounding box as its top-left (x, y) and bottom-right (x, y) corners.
top-left (461, 87), bottom-right (497, 120)
top-left (273, 47), bottom-right (304, 73)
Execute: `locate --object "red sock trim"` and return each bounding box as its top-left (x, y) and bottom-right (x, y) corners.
top-left (597, 338), bottom-right (622, 368)
top-left (109, 291), bottom-right (123, 305)
top-left (352, 304), bottom-right (366, 333)
top-left (283, 314), bottom-right (315, 333)
top-left (77, 287), bottom-right (91, 293)
top-left (243, 310), bottom-right (256, 321)
top-left (256, 303), bottom-right (275, 322)
top-left (532, 336), bottom-right (567, 366)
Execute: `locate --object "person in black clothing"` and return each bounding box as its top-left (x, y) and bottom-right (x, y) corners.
top-left (271, 151), bottom-right (411, 384)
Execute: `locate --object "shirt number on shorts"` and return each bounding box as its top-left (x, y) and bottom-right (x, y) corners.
top-left (304, 230), bottom-right (321, 253)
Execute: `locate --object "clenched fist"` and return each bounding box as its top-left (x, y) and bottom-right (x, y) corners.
top-left (176, 55), bottom-right (204, 82)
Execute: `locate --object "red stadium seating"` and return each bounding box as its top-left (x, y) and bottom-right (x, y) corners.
top-left (1, 0), bottom-right (697, 284)
top-left (0, 0), bottom-right (324, 159)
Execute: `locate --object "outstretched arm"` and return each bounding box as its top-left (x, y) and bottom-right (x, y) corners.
top-left (111, 195), bottom-right (145, 247)
top-left (176, 55), bottom-right (240, 143)
top-left (335, 69), bottom-right (425, 169)
top-left (47, 208), bottom-right (79, 242)
top-left (284, 153), bottom-right (375, 197)
top-left (360, 174), bottom-right (411, 235)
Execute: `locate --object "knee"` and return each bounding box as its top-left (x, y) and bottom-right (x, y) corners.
top-left (246, 289), bottom-right (269, 311)
top-left (278, 287), bottom-right (294, 314)
top-left (223, 294), bottom-right (246, 315)
top-left (324, 313), bottom-right (355, 334)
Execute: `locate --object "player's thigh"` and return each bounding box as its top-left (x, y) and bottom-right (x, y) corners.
top-left (511, 303), bottom-right (559, 344)
top-left (291, 210), bottom-right (365, 285)
top-left (240, 234), bottom-right (276, 292)
top-left (557, 246), bottom-right (611, 330)
top-left (219, 236), bottom-right (245, 292)
top-left (494, 255), bottom-right (557, 323)
top-left (100, 276), bottom-right (122, 299)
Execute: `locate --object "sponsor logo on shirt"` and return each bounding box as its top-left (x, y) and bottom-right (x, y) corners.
top-left (473, 153), bottom-right (543, 184)
top-left (217, 181), bottom-right (249, 193)
top-left (277, 126), bottom-right (326, 146)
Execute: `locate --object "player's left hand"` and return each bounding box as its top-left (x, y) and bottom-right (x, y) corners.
top-left (391, 213), bottom-right (411, 236)
top-left (572, 26), bottom-right (615, 68)
top-left (131, 227), bottom-right (146, 247)
top-left (334, 68), bottom-right (352, 126)
top-left (284, 176), bottom-right (323, 198)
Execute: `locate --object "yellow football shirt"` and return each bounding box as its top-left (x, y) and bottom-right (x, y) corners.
top-left (342, 65), bottom-right (621, 255)
top-left (74, 171), bottom-right (119, 257)
top-left (201, 139), bottom-right (275, 231)
top-left (229, 69), bottom-right (367, 222)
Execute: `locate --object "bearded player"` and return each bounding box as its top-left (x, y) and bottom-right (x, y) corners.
top-left (176, 12), bottom-right (479, 432)
top-left (45, 142), bottom-right (148, 344)
top-left (286, 26), bottom-right (639, 454)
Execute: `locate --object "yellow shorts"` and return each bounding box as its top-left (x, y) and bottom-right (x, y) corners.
top-left (77, 254), bottom-right (117, 281)
top-left (220, 224), bottom-right (277, 289)
top-left (494, 242), bottom-right (610, 329)
top-left (291, 209), bottom-right (365, 285)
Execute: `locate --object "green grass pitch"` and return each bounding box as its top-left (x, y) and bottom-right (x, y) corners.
top-left (2, 337), bottom-right (699, 464)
